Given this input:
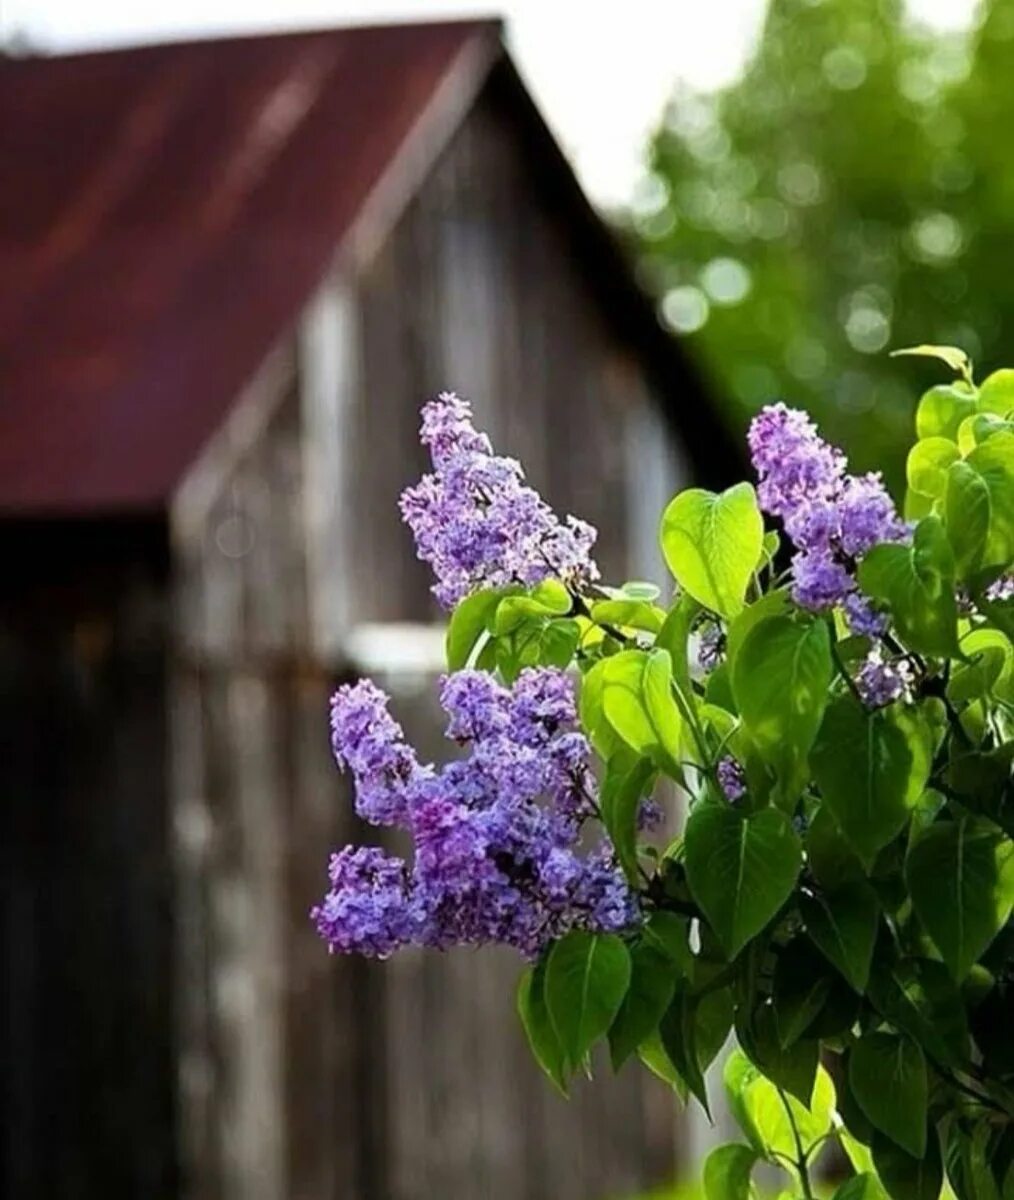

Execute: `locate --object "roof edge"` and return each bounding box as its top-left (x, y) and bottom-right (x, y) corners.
top-left (335, 24), bottom-right (502, 275)
top-left (4, 16), bottom-right (504, 65)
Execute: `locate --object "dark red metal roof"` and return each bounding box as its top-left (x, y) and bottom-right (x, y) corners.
top-left (0, 22), bottom-right (495, 513)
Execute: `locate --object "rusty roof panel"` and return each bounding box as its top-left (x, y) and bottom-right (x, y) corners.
top-left (0, 22), bottom-right (494, 513)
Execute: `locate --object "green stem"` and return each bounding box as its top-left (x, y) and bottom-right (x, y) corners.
top-left (777, 1087), bottom-right (814, 1200)
top-left (828, 625), bottom-right (864, 706)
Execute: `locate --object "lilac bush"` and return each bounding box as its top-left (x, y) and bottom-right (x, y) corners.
top-left (315, 347), bottom-right (1014, 1200)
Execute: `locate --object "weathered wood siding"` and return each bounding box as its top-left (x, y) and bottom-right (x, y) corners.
top-left (0, 521), bottom-right (176, 1199)
top-left (171, 77), bottom-right (690, 1200)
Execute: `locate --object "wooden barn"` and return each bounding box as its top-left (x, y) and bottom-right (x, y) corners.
top-left (0, 20), bottom-right (739, 1200)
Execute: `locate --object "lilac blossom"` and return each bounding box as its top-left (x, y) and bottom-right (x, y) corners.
top-left (329, 681), bottom-right (428, 827)
top-left (697, 621), bottom-right (725, 672)
top-left (400, 392), bottom-right (599, 608)
top-left (855, 650), bottom-right (914, 709)
top-left (717, 756), bottom-right (747, 802)
top-left (314, 667), bottom-right (638, 960)
top-left (748, 403), bottom-right (909, 622)
top-left (310, 847), bottom-right (420, 958)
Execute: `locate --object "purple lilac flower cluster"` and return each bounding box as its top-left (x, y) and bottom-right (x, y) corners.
top-left (748, 404), bottom-right (909, 633)
top-left (855, 649), bottom-right (915, 709)
top-left (717, 756), bottom-right (746, 802)
top-left (854, 652), bottom-right (912, 705)
top-left (399, 392), bottom-right (599, 609)
top-left (312, 669), bottom-right (638, 960)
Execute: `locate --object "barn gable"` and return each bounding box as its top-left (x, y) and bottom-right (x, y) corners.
top-left (0, 20), bottom-right (736, 516)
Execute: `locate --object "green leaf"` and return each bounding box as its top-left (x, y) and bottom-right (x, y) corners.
top-left (726, 588), bottom-right (791, 664)
top-left (600, 651), bottom-right (657, 754)
top-left (892, 344), bottom-right (973, 384)
top-left (544, 931), bottom-right (631, 1066)
top-left (696, 986), bottom-right (736, 1075)
top-left (642, 648), bottom-right (684, 769)
top-left (731, 615), bottom-right (832, 803)
top-left (945, 458), bottom-right (993, 580)
top-left (915, 382), bottom-right (978, 441)
top-left (831, 1174), bottom-right (889, 1200)
top-left (800, 882), bottom-right (879, 992)
top-left (737, 1000), bottom-right (819, 1105)
top-left (446, 588), bottom-right (503, 669)
top-left (590, 598), bottom-right (665, 633)
top-left (811, 696), bottom-right (933, 868)
top-left (703, 1143), bottom-right (758, 1200)
top-left (685, 802), bottom-right (801, 958)
top-left (840, 1130), bottom-right (877, 1177)
top-left (977, 368), bottom-right (1014, 417)
top-left (965, 433), bottom-right (1014, 572)
top-left (772, 936), bottom-right (833, 1046)
top-left (907, 437), bottom-right (960, 499)
top-left (873, 1128), bottom-right (943, 1200)
top-left (660, 482), bottom-right (764, 619)
top-left (493, 580), bottom-right (570, 634)
top-left (599, 649), bottom-right (683, 776)
top-left (517, 960), bottom-right (569, 1094)
top-left (945, 1122), bottom-right (1006, 1200)
top-left (906, 816), bottom-right (1014, 980)
top-left (608, 943), bottom-right (678, 1070)
top-left (579, 659), bottom-right (620, 759)
top-left (867, 956), bottom-right (970, 1071)
top-left (944, 743), bottom-right (1014, 836)
top-left (600, 751), bottom-right (656, 885)
top-left (637, 1027), bottom-right (687, 1095)
top-left (655, 592), bottom-right (700, 706)
top-left (849, 1031), bottom-right (927, 1158)
top-left (857, 516), bottom-right (959, 658)
top-left (642, 911), bottom-right (695, 973)
top-left (806, 806), bottom-right (866, 890)
top-left (659, 983), bottom-right (712, 1115)
top-left (959, 411), bottom-right (1014, 454)
top-left (658, 984), bottom-right (733, 1116)
top-left (948, 640), bottom-right (1007, 705)
top-left (538, 618), bottom-right (581, 668)
top-left (724, 1048), bottom-right (836, 1163)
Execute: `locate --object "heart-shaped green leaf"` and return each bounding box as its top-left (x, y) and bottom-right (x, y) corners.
top-left (731, 615), bottom-right (832, 803)
top-left (703, 1144), bottom-right (758, 1200)
top-left (811, 696), bottom-right (933, 868)
top-left (517, 959), bottom-right (569, 1094)
top-left (906, 817), bottom-right (1014, 980)
top-left (857, 516), bottom-right (959, 658)
top-left (545, 931), bottom-right (631, 1067)
top-left (685, 802), bottom-right (801, 957)
top-left (608, 943), bottom-right (678, 1070)
top-left (800, 882), bottom-right (879, 992)
top-left (660, 482), bottom-right (763, 619)
top-left (849, 1031), bottom-right (927, 1158)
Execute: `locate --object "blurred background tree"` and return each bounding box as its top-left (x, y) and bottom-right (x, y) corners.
top-left (626, 0), bottom-right (1014, 494)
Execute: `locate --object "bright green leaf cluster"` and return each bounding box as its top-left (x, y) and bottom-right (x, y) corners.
top-left (444, 352), bottom-right (1014, 1200)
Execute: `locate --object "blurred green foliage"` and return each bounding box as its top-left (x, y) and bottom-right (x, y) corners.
top-left (627, 0), bottom-right (1014, 495)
